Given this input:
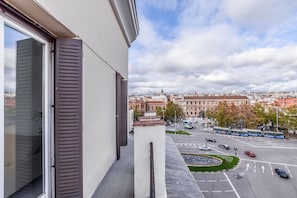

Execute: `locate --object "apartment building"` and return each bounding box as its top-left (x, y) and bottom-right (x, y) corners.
top-left (183, 95), bottom-right (249, 117)
top-left (275, 97), bottom-right (297, 108)
top-left (0, 0), bottom-right (138, 197)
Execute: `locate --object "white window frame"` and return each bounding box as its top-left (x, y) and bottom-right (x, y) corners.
top-left (0, 15), bottom-right (52, 198)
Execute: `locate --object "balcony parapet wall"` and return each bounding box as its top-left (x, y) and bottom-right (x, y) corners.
top-left (134, 116), bottom-right (166, 198)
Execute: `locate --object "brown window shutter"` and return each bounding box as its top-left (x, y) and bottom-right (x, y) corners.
top-left (120, 79), bottom-right (128, 146)
top-left (116, 73), bottom-right (121, 159)
top-left (55, 38), bottom-right (83, 198)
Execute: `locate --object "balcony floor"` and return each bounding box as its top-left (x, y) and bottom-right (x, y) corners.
top-left (92, 134), bottom-right (204, 198)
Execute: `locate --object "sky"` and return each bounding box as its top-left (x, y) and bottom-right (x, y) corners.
top-left (128, 0), bottom-right (297, 95)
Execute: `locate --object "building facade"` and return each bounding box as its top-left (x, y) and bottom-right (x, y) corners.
top-left (275, 97), bottom-right (297, 108)
top-left (0, 0), bottom-right (138, 197)
top-left (183, 95), bottom-right (249, 118)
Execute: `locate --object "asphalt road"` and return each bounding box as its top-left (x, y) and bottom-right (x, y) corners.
top-left (168, 123), bottom-right (297, 198)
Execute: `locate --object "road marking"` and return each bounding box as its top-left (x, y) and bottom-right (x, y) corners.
top-left (201, 190), bottom-right (209, 193)
top-left (223, 172), bottom-right (241, 198)
top-left (241, 158), bottom-right (297, 168)
top-left (219, 179), bottom-right (228, 182)
top-left (212, 190), bottom-right (222, 193)
top-left (246, 163), bottom-right (250, 171)
top-left (225, 190), bottom-right (234, 192)
top-left (261, 165), bottom-right (265, 174)
top-left (207, 180), bottom-right (217, 182)
top-left (269, 163), bottom-right (273, 175)
top-left (254, 161), bottom-right (256, 173)
top-left (227, 137), bottom-right (297, 150)
top-left (285, 165), bottom-right (293, 179)
top-left (196, 180), bottom-right (205, 182)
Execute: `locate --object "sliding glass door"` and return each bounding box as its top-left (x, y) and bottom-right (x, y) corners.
top-left (1, 18), bottom-right (51, 198)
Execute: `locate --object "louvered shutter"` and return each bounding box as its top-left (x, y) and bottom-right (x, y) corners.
top-left (116, 73), bottom-right (121, 159)
top-left (55, 38), bottom-right (83, 198)
top-left (120, 79), bottom-right (128, 146)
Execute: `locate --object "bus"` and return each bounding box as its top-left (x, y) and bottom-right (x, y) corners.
top-left (230, 128), bottom-right (248, 137)
top-left (247, 129), bottom-right (262, 137)
top-left (263, 131), bottom-right (285, 139)
top-left (213, 126), bottom-right (230, 135)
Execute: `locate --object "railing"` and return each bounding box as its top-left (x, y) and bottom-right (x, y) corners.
top-left (150, 142), bottom-right (155, 198)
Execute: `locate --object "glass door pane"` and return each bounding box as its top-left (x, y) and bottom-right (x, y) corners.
top-left (4, 25), bottom-right (44, 197)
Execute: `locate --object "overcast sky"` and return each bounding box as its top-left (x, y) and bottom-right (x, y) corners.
top-left (128, 0), bottom-right (297, 95)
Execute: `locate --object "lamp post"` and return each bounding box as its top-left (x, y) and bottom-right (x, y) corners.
top-left (276, 107), bottom-right (279, 132)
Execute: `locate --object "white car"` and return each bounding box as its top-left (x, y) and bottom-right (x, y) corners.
top-left (184, 124), bottom-right (193, 129)
top-left (199, 145), bottom-right (212, 151)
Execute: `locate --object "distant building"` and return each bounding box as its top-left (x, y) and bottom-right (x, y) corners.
top-left (183, 95), bottom-right (249, 118)
top-left (275, 97), bottom-right (297, 108)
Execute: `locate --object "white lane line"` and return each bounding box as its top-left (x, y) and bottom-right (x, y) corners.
top-left (231, 138), bottom-right (255, 147)
top-left (223, 172), bottom-right (241, 198)
top-left (196, 180), bottom-right (205, 182)
top-left (269, 163), bottom-right (273, 176)
top-left (207, 180), bottom-right (217, 182)
top-left (225, 190), bottom-right (234, 192)
top-left (212, 190), bottom-right (222, 193)
top-left (254, 161), bottom-right (256, 173)
top-left (228, 137), bottom-right (297, 150)
top-left (219, 179), bottom-right (228, 182)
top-left (201, 190), bottom-right (209, 193)
top-left (241, 158), bottom-right (297, 168)
top-left (285, 165), bottom-right (293, 179)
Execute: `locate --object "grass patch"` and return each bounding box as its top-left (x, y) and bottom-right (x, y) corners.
top-left (166, 130), bottom-right (191, 135)
top-left (188, 155), bottom-right (239, 172)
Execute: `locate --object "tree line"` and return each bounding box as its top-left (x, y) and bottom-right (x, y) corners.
top-left (206, 101), bottom-right (297, 132)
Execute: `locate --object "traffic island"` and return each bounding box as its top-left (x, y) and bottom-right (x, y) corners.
top-left (181, 154), bottom-right (239, 172)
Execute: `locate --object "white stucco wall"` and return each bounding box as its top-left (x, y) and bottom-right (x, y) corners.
top-left (82, 44), bottom-right (117, 198)
top-left (32, 1), bottom-right (130, 197)
top-left (134, 124), bottom-right (167, 198)
top-left (36, 0), bottom-right (129, 78)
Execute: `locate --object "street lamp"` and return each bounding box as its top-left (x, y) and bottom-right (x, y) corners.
top-left (276, 107), bottom-right (279, 132)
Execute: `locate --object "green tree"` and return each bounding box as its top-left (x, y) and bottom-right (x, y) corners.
top-left (163, 101), bottom-right (184, 121)
top-left (215, 101), bottom-right (232, 127)
top-left (133, 107), bottom-right (140, 121)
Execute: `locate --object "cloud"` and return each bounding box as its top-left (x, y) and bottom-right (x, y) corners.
top-left (4, 48), bottom-right (16, 92)
top-left (221, 0), bottom-right (297, 32)
top-left (128, 0), bottom-right (297, 95)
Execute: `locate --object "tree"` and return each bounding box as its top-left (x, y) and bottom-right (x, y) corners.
top-left (215, 101), bottom-right (232, 127)
top-left (133, 107), bottom-right (140, 121)
top-left (162, 101), bottom-right (184, 122)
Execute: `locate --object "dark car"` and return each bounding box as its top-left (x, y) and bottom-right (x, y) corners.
top-left (206, 138), bottom-right (216, 143)
top-left (218, 144), bottom-right (230, 150)
top-left (245, 151), bottom-right (256, 158)
top-left (275, 168), bottom-right (290, 179)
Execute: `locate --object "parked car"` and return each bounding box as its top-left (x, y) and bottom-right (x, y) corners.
top-left (245, 151), bottom-right (256, 158)
top-left (184, 124), bottom-right (194, 129)
top-left (218, 144), bottom-right (230, 150)
top-left (205, 138), bottom-right (216, 143)
top-left (275, 168), bottom-right (290, 179)
top-left (199, 145), bottom-right (212, 151)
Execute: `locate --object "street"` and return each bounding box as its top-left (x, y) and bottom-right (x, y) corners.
top-left (168, 123), bottom-right (297, 198)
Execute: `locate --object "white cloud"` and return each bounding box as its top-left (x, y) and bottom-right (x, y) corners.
top-left (221, 0), bottom-right (297, 32)
top-left (128, 0), bottom-right (297, 95)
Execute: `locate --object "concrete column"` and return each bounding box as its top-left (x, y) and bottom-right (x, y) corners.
top-left (134, 117), bottom-right (166, 198)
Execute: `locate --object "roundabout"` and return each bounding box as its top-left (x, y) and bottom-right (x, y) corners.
top-left (181, 153), bottom-right (239, 172)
